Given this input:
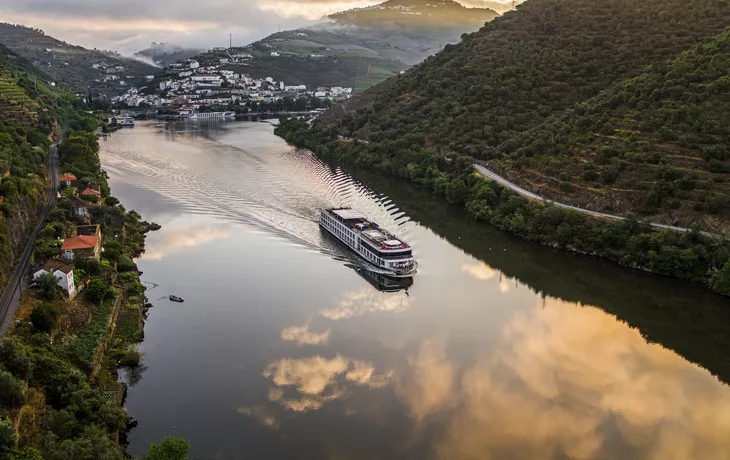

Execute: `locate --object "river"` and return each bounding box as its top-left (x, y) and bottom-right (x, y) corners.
top-left (100, 120), bottom-right (730, 460)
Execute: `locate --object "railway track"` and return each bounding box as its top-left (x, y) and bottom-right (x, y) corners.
top-left (0, 140), bottom-right (60, 334)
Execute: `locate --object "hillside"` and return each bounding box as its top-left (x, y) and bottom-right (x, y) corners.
top-left (0, 23), bottom-right (157, 94)
top-left (0, 43), bottom-right (89, 284)
top-left (192, 0), bottom-right (497, 91)
top-left (508, 29), bottom-right (730, 232)
top-left (276, 0), bottom-right (730, 295)
top-left (134, 42), bottom-right (203, 67)
top-left (321, 0), bottom-right (730, 228)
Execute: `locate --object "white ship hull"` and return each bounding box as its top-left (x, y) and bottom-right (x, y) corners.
top-left (319, 208), bottom-right (417, 278)
top-left (187, 111), bottom-right (236, 120)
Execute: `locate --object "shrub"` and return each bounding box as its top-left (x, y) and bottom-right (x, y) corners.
top-left (86, 280), bottom-right (112, 304)
top-left (0, 370), bottom-right (26, 409)
top-left (0, 338), bottom-right (32, 379)
top-left (0, 416), bottom-right (17, 450)
top-left (30, 304), bottom-right (59, 333)
top-left (140, 437), bottom-right (190, 460)
top-left (36, 272), bottom-right (59, 301)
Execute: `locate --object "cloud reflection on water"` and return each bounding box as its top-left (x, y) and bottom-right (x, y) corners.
top-left (396, 298), bottom-right (730, 459)
top-left (141, 225), bottom-right (232, 261)
top-left (263, 355), bottom-right (391, 412)
top-left (280, 323), bottom-right (331, 346)
top-left (319, 287), bottom-right (411, 321)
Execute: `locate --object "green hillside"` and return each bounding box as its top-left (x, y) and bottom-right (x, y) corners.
top-left (0, 23), bottom-right (157, 94)
top-left (509, 29), bottom-right (730, 232)
top-left (0, 43), bottom-right (93, 282)
top-left (276, 0), bottom-right (730, 295)
top-left (319, 0), bottom-right (730, 222)
top-left (190, 0), bottom-right (497, 91)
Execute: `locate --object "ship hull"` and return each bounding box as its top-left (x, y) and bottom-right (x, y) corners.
top-left (319, 209), bottom-right (417, 278)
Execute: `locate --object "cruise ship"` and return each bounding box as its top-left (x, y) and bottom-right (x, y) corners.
top-left (187, 111), bottom-right (236, 120)
top-left (320, 208), bottom-right (417, 277)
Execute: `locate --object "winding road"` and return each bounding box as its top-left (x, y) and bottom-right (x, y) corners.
top-left (0, 140), bottom-right (60, 334)
top-left (473, 164), bottom-right (718, 237)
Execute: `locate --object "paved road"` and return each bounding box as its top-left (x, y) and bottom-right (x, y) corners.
top-left (0, 140), bottom-right (60, 334)
top-left (473, 164), bottom-right (717, 236)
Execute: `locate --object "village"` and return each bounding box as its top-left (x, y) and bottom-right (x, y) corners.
top-left (110, 55), bottom-right (353, 112)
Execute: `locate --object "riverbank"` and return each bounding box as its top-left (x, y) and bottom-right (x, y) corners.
top-left (0, 122), bottom-right (186, 458)
top-left (275, 117), bottom-right (730, 297)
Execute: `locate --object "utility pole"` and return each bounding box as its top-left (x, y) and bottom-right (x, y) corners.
top-left (229, 33), bottom-right (232, 50)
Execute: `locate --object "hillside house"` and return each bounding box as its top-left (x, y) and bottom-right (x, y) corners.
top-left (59, 173), bottom-right (76, 187)
top-left (70, 196), bottom-right (91, 218)
top-left (33, 260), bottom-right (76, 298)
top-left (61, 234), bottom-right (101, 261)
top-left (81, 186), bottom-right (102, 198)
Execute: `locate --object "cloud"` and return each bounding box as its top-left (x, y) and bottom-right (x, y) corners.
top-left (141, 225), bottom-right (231, 261)
top-left (280, 323), bottom-right (331, 346)
top-left (319, 287), bottom-right (411, 321)
top-left (263, 355), bottom-right (391, 412)
top-left (0, 0), bottom-right (378, 53)
top-left (394, 299), bottom-right (730, 459)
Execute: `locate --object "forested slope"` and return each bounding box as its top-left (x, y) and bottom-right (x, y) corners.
top-left (509, 28), bottom-right (730, 231)
top-left (326, 0), bottom-right (730, 227)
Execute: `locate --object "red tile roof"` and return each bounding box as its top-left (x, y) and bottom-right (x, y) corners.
top-left (81, 187), bottom-right (101, 196)
top-left (42, 259), bottom-right (74, 274)
top-left (59, 173), bottom-right (77, 181)
top-left (61, 235), bottom-right (99, 251)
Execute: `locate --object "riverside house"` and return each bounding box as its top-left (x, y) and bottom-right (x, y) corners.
top-left (61, 233), bottom-right (101, 261)
top-left (33, 260), bottom-right (76, 298)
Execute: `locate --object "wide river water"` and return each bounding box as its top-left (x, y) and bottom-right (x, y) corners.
top-left (101, 121), bottom-right (730, 460)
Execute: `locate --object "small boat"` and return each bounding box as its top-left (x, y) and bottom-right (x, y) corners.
top-left (169, 295), bottom-right (184, 303)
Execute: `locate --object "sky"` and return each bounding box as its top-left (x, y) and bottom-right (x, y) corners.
top-left (0, 0), bottom-right (516, 55)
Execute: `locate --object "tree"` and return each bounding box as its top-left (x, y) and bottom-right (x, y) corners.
top-left (86, 280), bottom-right (112, 304)
top-left (30, 304), bottom-right (59, 333)
top-left (0, 338), bottom-right (32, 379)
top-left (0, 416), bottom-right (17, 450)
top-left (0, 370), bottom-right (26, 409)
top-left (710, 258), bottom-right (730, 295)
top-left (36, 272), bottom-right (59, 301)
top-left (140, 437), bottom-right (189, 460)
top-left (104, 196), bottom-right (119, 206)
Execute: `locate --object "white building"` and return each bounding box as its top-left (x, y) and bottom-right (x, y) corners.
top-left (270, 52), bottom-right (280, 57)
top-left (189, 60), bottom-right (200, 69)
top-left (33, 260), bottom-right (76, 298)
top-left (191, 74), bottom-right (222, 87)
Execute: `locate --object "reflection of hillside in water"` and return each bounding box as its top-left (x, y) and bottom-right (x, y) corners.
top-left (344, 167), bottom-right (730, 385)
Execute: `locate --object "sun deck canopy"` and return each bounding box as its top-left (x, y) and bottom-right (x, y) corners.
top-left (331, 208), bottom-right (367, 221)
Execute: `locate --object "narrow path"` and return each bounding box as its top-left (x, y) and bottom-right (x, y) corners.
top-left (473, 164), bottom-right (719, 237)
top-left (0, 140), bottom-right (60, 334)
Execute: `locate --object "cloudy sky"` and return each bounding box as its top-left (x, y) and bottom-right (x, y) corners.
top-left (0, 0), bottom-right (515, 54)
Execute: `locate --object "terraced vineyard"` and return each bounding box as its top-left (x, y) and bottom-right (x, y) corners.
top-left (0, 72), bottom-right (38, 128)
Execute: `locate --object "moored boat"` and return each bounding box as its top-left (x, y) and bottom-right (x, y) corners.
top-left (319, 207), bottom-right (417, 277)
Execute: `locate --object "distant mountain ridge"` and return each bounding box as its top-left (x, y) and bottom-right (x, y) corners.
top-left (0, 23), bottom-right (157, 94)
top-left (186, 0), bottom-right (497, 91)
